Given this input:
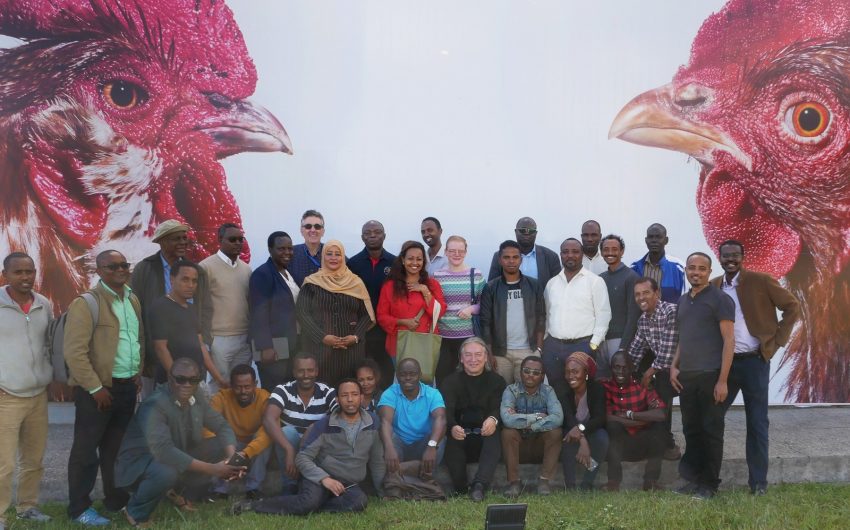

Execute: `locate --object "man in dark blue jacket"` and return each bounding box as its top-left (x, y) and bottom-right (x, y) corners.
top-left (630, 223), bottom-right (685, 304)
top-left (249, 232), bottom-right (299, 391)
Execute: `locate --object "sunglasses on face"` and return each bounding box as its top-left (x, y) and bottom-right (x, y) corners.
top-left (515, 228), bottom-right (538, 235)
top-left (102, 262), bottom-right (131, 271)
top-left (522, 368), bottom-right (543, 376)
top-left (173, 376), bottom-right (202, 385)
top-left (227, 236), bottom-right (245, 243)
top-left (302, 224), bottom-right (324, 230)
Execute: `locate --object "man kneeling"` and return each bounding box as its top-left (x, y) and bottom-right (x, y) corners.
top-left (237, 379), bottom-right (385, 516)
top-left (603, 351), bottom-right (667, 491)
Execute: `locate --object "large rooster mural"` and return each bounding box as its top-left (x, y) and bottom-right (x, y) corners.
top-left (610, 0), bottom-right (850, 402)
top-left (0, 0), bottom-right (291, 309)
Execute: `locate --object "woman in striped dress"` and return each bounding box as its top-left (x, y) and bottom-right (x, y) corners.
top-left (432, 235), bottom-right (486, 384)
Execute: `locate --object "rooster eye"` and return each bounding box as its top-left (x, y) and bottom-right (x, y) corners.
top-left (785, 101), bottom-right (829, 139)
top-left (102, 80), bottom-right (147, 109)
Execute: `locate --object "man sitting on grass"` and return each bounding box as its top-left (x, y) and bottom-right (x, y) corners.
top-left (233, 379), bottom-right (385, 516)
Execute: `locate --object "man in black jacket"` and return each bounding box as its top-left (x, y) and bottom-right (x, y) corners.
top-left (487, 218), bottom-right (561, 288)
top-left (480, 241), bottom-right (546, 384)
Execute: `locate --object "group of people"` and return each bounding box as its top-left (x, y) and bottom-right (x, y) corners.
top-left (0, 210), bottom-right (800, 527)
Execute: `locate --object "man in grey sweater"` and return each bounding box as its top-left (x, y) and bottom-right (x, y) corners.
top-left (598, 235), bottom-right (641, 379)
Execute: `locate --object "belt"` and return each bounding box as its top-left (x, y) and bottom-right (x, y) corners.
top-left (734, 350), bottom-right (761, 359)
top-left (551, 335), bottom-right (592, 345)
top-left (112, 376), bottom-right (137, 385)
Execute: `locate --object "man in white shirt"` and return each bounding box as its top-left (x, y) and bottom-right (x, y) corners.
top-left (199, 223), bottom-right (253, 394)
top-left (542, 238), bottom-right (611, 383)
top-left (580, 220), bottom-right (607, 275)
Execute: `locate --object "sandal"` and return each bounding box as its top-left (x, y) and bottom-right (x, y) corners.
top-left (166, 489), bottom-right (197, 512)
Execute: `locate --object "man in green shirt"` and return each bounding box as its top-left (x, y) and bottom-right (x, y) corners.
top-left (64, 250), bottom-right (144, 526)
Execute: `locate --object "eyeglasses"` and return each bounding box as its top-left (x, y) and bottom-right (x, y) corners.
top-left (445, 249), bottom-right (466, 255)
top-left (227, 236), bottom-right (245, 243)
top-left (173, 376), bottom-right (202, 385)
top-left (102, 262), bottom-right (131, 271)
top-left (522, 368), bottom-right (543, 376)
top-left (302, 223), bottom-right (324, 230)
top-left (463, 428), bottom-right (482, 435)
top-left (515, 228), bottom-right (538, 235)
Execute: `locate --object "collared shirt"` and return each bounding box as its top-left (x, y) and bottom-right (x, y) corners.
top-left (642, 256), bottom-right (663, 287)
top-left (99, 281), bottom-right (141, 379)
top-left (347, 247), bottom-right (396, 312)
top-left (544, 268), bottom-right (611, 345)
top-left (377, 382), bottom-right (445, 445)
top-left (426, 246), bottom-right (449, 275)
top-left (500, 382), bottom-right (563, 432)
top-left (720, 273), bottom-right (761, 353)
top-left (216, 250), bottom-right (238, 268)
top-left (160, 252), bottom-right (173, 294)
top-left (582, 252), bottom-right (608, 275)
top-left (627, 300), bottom-right (679, 371)
top-left (519, 247), bottom-right (539, 279)
top-left (677, 285), bottom-right (736, 372)
top-left (279, 269), bottom-right (300, 302)
top-left (602, 376), bottom-right (665, 436)
top-left (268, 380), bottom-right (337, 434)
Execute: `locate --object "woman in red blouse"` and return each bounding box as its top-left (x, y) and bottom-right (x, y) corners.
top-left (377, 240), bottom-right (446, 360)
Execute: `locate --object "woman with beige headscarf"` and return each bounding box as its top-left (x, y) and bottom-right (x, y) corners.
top-left (296, 240), bottom-right (375, 388)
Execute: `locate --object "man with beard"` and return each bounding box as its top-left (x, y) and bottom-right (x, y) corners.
top-left (421, 217), bottom-right (449, 274)
top-left (487, 217), bottom-right (561, 288)
top-left (598, 234), bottom-right (641, 378)
top-left (580, 220), bottom-right (607, 275)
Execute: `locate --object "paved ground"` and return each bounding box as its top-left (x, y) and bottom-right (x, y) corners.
top-left (33, 404), bottom-right (850, 502)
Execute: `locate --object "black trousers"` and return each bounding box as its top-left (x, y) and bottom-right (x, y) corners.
top-left (436, 338), bottom-right (465, 386)
top-left (365, 326), bottom-right (394, 391)
top-left (257, 359), bottom-right (290, 392)
top-left (635, 353), bottom-right (678, 449)
top-left (606, 421), bottom-right (665, 482)
top-left (444, 431), bottom-right (501, 492)
top-left (67, 380), bottom-right (137, 518)
top-left (678, 370), bottom-right (726, 492)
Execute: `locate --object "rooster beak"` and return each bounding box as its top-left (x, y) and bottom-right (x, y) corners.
top-left (200, 99), bottom-right (293, 158)
top-left (608, 83), bottom-right (752, 171)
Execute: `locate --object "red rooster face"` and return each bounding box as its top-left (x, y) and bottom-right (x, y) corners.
top-left (0, 0), bottom-right (291, 302)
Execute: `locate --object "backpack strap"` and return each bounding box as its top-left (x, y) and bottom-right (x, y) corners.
top-left (80, 291), bottom-right (99, 328)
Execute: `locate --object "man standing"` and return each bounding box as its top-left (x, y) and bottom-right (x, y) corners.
top-left (115, 359), bottom-right (243, 527)
top-left (630, 223), bottom-right (685, 304)
top-left (500, 356), bottom-right (563, 498)
top-left (598, 234), bottom-right (641, 378)
top-left (249, 231), bottom-right (299, 391)
top-left (421, 216), bottom-right (449, 274)
top-left (206, 364), bottom-right (273, 500)
top-left (712, 240), bottom-right (799, 495)
top-left (263, 353), bottom-right (336, 493)
top-left (479, 240), bottom-right (546, 383)
top-left (131, 220), bottom-right (212, 396)
top-left (440, 338), bottom-right (506, 501)
top-left (64, 250), bottom-right (143, 526)
top-left (486, 217), bottom-right (561, 288)
top-left (200, 223), bottom-right (252, 395)
top-left (239, 379), bottom-right (384, 516)
top-left (542, 238), bottom-right (611, 383)
top-left (378, 358), bottom-right (447, 477)
top-left (670, 252), bottom-right (735, 499)
top-left (603, 352), bottom-right (667, 492)
top-left (290, 210), bottom-right (326, 286)
top-left (0, 252), bottom-right (54, 528)
top-left (580, 220), bottom-right (607, 275)
top-left (348, 220), bottom-right (396, 389)
top-left (627, 277), bottom-right (682, 460)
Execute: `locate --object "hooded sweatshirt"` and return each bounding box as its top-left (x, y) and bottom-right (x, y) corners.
top-left (0, 286), bottom-right (54, 396)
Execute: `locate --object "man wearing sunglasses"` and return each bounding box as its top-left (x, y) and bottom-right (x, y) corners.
top-left (64, 250), bottom-right (144, 526)
top-left (486, 217), bottom-right (561, 289)
top-left (290, 210), bottom-right (326, 286)
top-left (115, 358), bottom-right (243, 527)
top-left (500, 356), bottom-right (563, 498)
top-left (200, 223), bottom-right (253, 394)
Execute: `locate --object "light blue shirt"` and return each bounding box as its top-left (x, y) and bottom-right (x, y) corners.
top-left (160, 253), bottom-right (172, 294)
top-left (378, 382), bottom-right (445, 445)
top-left (520, 247), bottom-right (538, 279)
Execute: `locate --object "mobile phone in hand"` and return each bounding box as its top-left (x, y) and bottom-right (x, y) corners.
top-left (226, 453), bottom-right (249, 467)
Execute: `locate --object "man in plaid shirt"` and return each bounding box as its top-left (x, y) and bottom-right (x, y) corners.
top-left (626, 277), bottom-right (681, 460)
top-left (603, 351), bottom-right (667, 491)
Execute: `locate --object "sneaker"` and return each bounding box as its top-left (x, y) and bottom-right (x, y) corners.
top-left (469, 482), bottom-right (485, 502)
top-left (752, 485), bottom-right (767, 496)
top-left (672, 481), bottom-right (699, 495)
top-left (692, 487), bottom-right (716, 500)
top-left (504, 482), bottom-right (522, 499)
top-left (73, 507), bottom-right (110, 526)
top-left (663, 445), bottom-right (683, 460)
top-left (536, 480), bottom-right (551, 496)
top-left (17, 508), bottom-right (51, 522)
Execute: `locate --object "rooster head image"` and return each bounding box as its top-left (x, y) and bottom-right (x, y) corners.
top-left (0, 0), bottom-right (291, 308)
top-left (609, 0), bottom-right (850, 402)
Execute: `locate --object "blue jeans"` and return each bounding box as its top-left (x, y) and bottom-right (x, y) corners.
top-left (252, 477), bottom-right (367, 515)
top-left (275, 425), bottom-right (303, 491)
top-left (391, 433), bottom-right (445, 466)
top-left (561, 428), bottom-right (608, 488)
top-left (723, 355), bottom-right (770, 491)
top-left (542, 336), bottom-right (593, 385)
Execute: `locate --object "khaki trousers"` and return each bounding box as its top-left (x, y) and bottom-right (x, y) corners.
top-left (0, 389), bottom-right (48, 523)
top-left (501, 427), bottom-right (563, 483)
top-left (493, 348), bottom-right (535, 385)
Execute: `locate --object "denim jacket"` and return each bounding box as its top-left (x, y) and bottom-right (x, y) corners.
top-left (500, 382), bottom-right (563, 432)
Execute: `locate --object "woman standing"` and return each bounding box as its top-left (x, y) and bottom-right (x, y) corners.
top-left (556, 351), bottom-right (609, 490)
top-left (296, 240), bottom-right (375, 389)
top-left (432, 235), bottom-right (485, 383)
top-left (376, 241), bottom-right (446, 364)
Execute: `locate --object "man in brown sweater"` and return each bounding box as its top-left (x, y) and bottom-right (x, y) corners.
top-left (200, 223), bottom-right (253, 394)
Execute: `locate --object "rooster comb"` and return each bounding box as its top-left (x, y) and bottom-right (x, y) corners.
top-left (0, 0), bottom-right (257, 99)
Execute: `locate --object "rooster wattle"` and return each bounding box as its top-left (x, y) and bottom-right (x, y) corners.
top-left (610, 0), bottom-right (850, 402)
top-left (0, 0), bottom-right (292, 310)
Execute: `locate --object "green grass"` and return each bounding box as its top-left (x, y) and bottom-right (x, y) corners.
top-left (7, 483), bottom-right (850, 530)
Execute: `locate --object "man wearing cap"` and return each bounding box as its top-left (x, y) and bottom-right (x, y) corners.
top-left (130, 220), bottom-right (212, 398)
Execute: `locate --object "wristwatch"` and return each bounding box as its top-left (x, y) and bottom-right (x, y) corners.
top-left (626, 410), bottom-right (634, 420)
top-left (577, 423), bottom-right (586, 434)
top-left (427, 439), bottom-right (438, 448)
